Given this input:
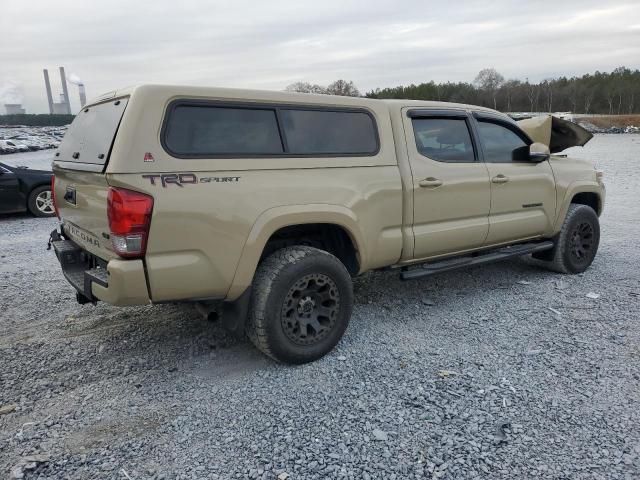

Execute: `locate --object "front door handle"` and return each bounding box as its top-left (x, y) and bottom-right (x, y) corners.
top-left (492, 174), bottom-right (509, 184)
top-left (419, 177), bottom-right (443, 188)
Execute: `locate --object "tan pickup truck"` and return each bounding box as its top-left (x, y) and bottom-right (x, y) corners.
top-left (50, 85), bottom-right (605, 363)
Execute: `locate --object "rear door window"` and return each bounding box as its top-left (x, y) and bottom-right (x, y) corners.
top-left (164, 105), bottom-right (284, 156)
top-left (411, 118), bottom-right (476, 163)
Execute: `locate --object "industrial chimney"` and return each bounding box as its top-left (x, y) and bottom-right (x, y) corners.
top-left (78, 84), bottom-right (87, 107)
top-left (43, 69), bottom-right (54, 114)
top-left (59, 66), bottom-right (71, 114)
top-left (65, 72), bottom-right (87, 109)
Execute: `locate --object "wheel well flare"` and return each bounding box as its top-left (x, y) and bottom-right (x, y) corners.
top-left (262, 224), bottom-right (359, 275)
top-left (571, 192), bottom-right (600, 215)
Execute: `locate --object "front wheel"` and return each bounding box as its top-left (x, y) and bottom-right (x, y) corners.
top-left (27, 185), bottom-right (56, 217)
top-left (246, 246), bottom-right (353, 364)
top-left (542, 204), bottom-right (600, 274)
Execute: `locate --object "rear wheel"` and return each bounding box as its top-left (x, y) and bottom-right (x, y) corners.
top-left (27, 185), bottom-right (55, 217)
top-left (541, 204), bottom-right (600, 273)
top-left (246, 246), bottom-right (353, 364)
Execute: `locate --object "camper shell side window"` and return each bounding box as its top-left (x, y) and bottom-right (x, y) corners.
top-left (161, 100), bottom-right (380, 159)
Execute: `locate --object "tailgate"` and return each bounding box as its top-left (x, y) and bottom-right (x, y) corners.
top-left (52, 168), bottom-right (115, 260)
top-left (52, 97), bottom-right (129, 260)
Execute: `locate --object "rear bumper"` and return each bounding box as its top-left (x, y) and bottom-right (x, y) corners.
top-left (51, 234), bottom-right (150, 306)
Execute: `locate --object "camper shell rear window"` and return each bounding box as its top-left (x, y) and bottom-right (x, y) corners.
top-left (161, 100), bottom-right (379, 158)
top-left (55, 98), bottom-right (128, 169)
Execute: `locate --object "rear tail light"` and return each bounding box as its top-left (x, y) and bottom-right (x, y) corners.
top-left (51, 176), bottom-right (60, 219)
top-left (107, 187), bottom-right (154, 258)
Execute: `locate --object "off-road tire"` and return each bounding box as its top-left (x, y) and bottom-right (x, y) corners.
top-left (246, 246), bottom-right (353, 364)
top-left (27, 185), bottom-right (56, 217)
top-left (541, 204), bottom-right (600, 274)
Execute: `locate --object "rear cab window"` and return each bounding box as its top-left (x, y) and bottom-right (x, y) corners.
top-left (55, 98), bottom-right (128, 170)
top-left (161, 101), bottom-right (379, 158)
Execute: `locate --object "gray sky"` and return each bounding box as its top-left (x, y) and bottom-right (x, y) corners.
top-left (2, 0), bottom-right (639, 113)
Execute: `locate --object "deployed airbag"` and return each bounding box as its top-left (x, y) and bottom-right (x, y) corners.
top-left (517, 115), bottom-right (593, 153)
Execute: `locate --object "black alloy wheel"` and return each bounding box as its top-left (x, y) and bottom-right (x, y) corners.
top-left (569, 221), bottom-right (595, 261)
top-left (281, 273), bottom-right (340, 346)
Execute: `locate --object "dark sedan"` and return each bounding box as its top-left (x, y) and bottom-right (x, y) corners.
top-left (0, 162), bottom-right (55, 217)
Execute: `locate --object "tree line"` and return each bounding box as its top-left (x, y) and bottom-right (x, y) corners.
top-left (285, 79), bottom-right (360, 97)
top-left (286, 67), bottom-right (640, 114)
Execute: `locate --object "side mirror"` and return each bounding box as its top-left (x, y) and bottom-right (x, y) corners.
top-left (529, 142), bottom-right (550, 163)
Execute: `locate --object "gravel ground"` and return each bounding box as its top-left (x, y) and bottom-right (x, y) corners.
top-left (1, 134), bottom-right (639, 479)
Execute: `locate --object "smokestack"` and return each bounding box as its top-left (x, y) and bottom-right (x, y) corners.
top-left (43, 69), bottom-right (54, 114)
top-left (59, 66), bottom-right (71, 114)
top-left (78, 84), bottom-right (87, 107)
top-left (66, 73), bottom-right (86, 110)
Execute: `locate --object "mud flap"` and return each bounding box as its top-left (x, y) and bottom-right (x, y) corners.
top-left (195, 287), bottom-right (252, 338)
top-left (221, 287), bottom-right (252, 337)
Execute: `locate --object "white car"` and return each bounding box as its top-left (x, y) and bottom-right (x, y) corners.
top-left (0, 139), bottom-right (29, 152)
top-left (0, 140), bottom-right (19, 154)
top-left (10, 136), bottom-right (43, 150)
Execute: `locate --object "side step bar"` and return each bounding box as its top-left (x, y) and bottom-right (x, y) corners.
top-left (400, 241), bottom-right (555, 281)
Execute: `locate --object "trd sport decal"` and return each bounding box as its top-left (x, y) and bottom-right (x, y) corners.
top-left (142, 174), bottom-right (240, 187)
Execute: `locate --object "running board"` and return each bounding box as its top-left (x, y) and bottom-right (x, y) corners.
top-left (400, 241), bottom-right (555, 281)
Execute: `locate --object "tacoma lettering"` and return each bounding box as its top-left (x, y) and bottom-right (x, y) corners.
top-left (67, 225), bottom-right (100, 247)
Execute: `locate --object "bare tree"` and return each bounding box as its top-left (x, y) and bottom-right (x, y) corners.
top-left (542, 79), bottom-right (553, 112)
top-left (583, 89), bottom-right (594, 114)
top-left (525, 80), bottom-right (540, 113)
top-left (605, 89), bottom-right (615, 114)
top-left (612, 66), bottom-right (627, 114)
top-left (568, 82), bottom-right (579, 113)
top-left (474, 68), bottom-right (504, 109)
top-left (434, 83), bottom-right (442, 101)
top-left (500, 79), bottom-right (521, 112)
top-left (326, 79), bottom-right (360, 97)
top-left (284, 82), bottom-right (327, 94)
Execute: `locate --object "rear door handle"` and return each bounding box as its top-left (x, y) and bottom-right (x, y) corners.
top-left (492, 174), bottom-right (509, 184)
top-left (419, 177), bottom-right (443, 188)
